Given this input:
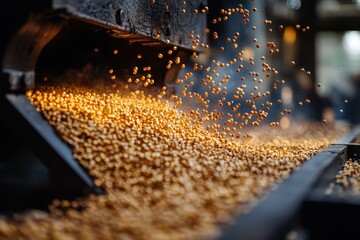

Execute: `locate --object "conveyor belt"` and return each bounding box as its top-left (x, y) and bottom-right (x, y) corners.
top-left (1, 92), bottom-right (359, 239)
top-left (219, 126), bottom-right (360, 240)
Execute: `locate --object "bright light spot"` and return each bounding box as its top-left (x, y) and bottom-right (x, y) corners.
top-left (281, 87), bottom-right (293, 105)
top-left (283, 26), bottom-right (297, 44)
top-left (323, 107), bottom-right (335, 124)
top-left (286, 0), bottom-right (301, 10)
top-left (343, 31), bottom-right (360, 56)
top-left (242, 47), bottom-right (254, 61)
top-left (280, 117), bottom-right (290, 129)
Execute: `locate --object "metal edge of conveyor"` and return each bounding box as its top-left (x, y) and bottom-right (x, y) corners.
top-left (333, 125), bottom-right (360, 145)
top-left (218, 144), bottom-right (346, 240)
top-left (302, 136), bottom-right (360, 240)
top-left (2, 94), bottom-right (104, 198)
top-left (218, 125), bottom-right (360, 240)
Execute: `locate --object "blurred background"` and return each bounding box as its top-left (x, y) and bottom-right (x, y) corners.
top-left (177, 0), bottom-right (360, 129)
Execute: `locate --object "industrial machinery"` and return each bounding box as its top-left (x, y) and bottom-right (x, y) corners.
top-left (1, 1), bottom-right (360, 240)
top-left (0, 0), bottom-right (207, 209)
top-left (219, 126), bottom-right (360, 240)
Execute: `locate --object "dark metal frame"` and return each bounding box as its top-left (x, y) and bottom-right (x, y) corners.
top-left (1, 94), bottom-right (103, 197)
top-left (0, 0), bottom-right (207, 204)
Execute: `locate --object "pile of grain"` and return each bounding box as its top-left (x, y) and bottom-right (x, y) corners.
top-left (0, 86), bottom-right (346, 240)
top-left (334, 159), bottom-right (360, 196)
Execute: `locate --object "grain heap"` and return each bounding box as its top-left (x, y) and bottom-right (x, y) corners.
top-left (334, 159), bottom-right (360, 196)
top-left (0, 85), bottom-right (346, 240)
